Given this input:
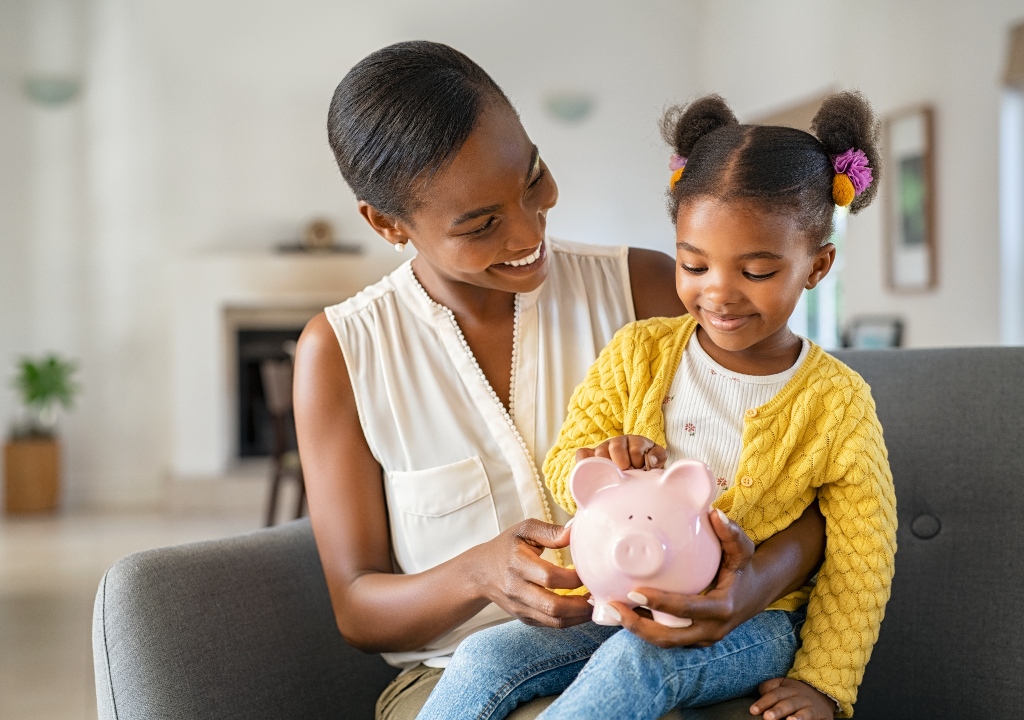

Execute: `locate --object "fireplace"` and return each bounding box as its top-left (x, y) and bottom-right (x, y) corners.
top-left (169, 249), bottom-right (404, 480)
top-left (236, 328), bottom-right (302, 457)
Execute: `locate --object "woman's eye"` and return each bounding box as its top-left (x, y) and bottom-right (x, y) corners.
top-left (744, 271), bottom-right (777, 281)
top-left (681, 264), bottom-right (707, 275)
top-left (466, 217), bottom-right (496, 236)
top-left (527, 168), bottom-right (547, 190)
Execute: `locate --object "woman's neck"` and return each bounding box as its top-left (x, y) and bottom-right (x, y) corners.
top-left (411, 256), bottom-right (515, 324)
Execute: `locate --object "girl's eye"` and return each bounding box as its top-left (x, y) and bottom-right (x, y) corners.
top-left (744, 271), bottom-right (777, 281)
top-left (466, 217), bottom-right (496, 236)
top-left (681, 264), bottom-right (707, 275)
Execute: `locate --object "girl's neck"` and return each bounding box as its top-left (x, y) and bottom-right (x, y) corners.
top-left (695, 324), bottom-right (803, 376)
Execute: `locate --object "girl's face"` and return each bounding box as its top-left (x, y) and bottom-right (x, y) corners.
top-left (364, 100), bottom-right (559, 295)
top-left (674, 198), bottom-right (835, 372)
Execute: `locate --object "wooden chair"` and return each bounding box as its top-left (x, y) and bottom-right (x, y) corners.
top-left (259, 358), bottom-right (305, 527)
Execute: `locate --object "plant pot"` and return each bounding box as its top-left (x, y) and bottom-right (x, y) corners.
top-left (4, 437), bottom-right (60, 513)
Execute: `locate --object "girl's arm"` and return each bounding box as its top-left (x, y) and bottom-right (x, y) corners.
top-left (294, 314), bottom-right (592, 653)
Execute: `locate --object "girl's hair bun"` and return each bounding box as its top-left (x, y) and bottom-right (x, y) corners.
top-left (660, 94), bottom-right (739, 158)
top-left (811, 91), bottom-right (881, 213)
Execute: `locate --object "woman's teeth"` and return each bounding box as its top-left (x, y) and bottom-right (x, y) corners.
top-left (503, 245), bottom-right (541, 267)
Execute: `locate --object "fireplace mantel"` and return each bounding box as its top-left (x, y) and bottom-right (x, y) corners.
top-left (170, 249), bottom-right (404, 479)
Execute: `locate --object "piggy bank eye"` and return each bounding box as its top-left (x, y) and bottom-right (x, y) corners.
top-left (628, 514), bottom-right (633, 520)
top-left (647, 515), bottom-right (653, 521)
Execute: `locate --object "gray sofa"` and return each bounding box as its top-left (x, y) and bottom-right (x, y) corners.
top-left (93, 347), bottom-right (1024, 719)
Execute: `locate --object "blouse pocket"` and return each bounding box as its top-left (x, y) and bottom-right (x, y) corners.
top-left (386, 456), bottom-right (499, 573)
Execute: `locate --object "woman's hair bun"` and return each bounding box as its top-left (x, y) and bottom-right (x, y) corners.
top-left (811, 90), bottom-right (881, 213)
top-left (660, 94), bottom-right (739, 158)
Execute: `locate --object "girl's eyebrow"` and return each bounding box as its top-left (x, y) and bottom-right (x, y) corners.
top-left (676, 242), bottom-right (783, 262)
top-left (737, 250), bottom-right (784, 261)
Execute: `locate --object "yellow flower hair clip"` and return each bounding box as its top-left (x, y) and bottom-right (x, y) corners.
top-left (669, 154), bottom-right (687, 190)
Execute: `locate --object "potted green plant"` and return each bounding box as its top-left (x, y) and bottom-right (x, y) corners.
top-left (4, 354), bottom-right (79, 513)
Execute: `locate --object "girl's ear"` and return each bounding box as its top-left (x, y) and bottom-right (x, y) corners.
top-left (358, 201), bottom-right (411, 250)
top-left (804, 242), bottom-right (837, 290)
top-left (570, 457), bottom-right (624, 508)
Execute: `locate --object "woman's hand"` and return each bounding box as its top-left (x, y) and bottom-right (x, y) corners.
top-left (609, 508), bottom-right (764, 647)
top-left (750, 678), bottom-right (836, 720)
top-left (576, 434), bottom-right (667, 471)
top-left (469, 519), bottom-right (593, 628)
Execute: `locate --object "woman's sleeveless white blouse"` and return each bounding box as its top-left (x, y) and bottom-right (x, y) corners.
top-left (324, 239), bottom-right (634, 668)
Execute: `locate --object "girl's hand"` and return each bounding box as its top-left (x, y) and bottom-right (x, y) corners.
top-left (576, 434), bottom-right (667, 471)
top-left (609, 508), bottom-right (763, 647)
top-left (750, 678), bottom-right (836, 720)
top-left (469, 519), bottom-right (593, 629)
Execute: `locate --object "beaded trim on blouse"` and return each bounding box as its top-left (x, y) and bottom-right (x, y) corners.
top-left (405, 265), bottom-right (553, 525)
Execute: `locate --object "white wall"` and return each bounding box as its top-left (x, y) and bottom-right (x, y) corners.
top-left (1, 0), bottom-right (701, 508)
top-left (3, 0), bottom-right (1020, 508)
top-left (693, 0), bottom-right (1024, 348)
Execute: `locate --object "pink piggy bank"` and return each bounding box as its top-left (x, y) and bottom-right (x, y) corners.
top-left (569, 457), bottom-right (722, 627)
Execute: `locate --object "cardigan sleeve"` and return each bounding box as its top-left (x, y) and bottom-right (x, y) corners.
top-left (542, 326), bottom-right (634, 515)
top-left (787, 385), bottom-right (898, 718)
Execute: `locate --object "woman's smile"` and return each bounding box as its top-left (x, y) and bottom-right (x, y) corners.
top-left (490, 240), bottom-right (547, 277)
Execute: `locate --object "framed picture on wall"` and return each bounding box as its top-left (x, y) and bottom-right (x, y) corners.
top-left (885, 106), bottom-right (936, 291)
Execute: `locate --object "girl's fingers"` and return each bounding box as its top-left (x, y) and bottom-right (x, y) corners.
top-left (757, 677), bottom-right (786, 695)
top-left (574, 447), bottom-right (596, 463)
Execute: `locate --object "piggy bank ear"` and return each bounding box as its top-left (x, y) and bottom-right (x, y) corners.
top-left (570, 457), bottom-right (623, 508)
top-left (660, 460), bottom-right (716, 509)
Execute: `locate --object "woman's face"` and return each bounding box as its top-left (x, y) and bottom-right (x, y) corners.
top-left (389, 101), bottom-right (559, 295)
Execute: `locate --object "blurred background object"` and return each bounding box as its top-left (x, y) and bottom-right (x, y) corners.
top-left (843, 316), bottom-right (905, 349)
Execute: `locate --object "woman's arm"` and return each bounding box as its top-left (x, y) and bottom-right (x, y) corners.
top-left (294, 314), bottom-right (592, 653)
top-left (628, 247), bottom-right (687, 320)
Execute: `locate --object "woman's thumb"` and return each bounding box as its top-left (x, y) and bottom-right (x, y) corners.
top-left (711, 508), bottom-right (754, 569)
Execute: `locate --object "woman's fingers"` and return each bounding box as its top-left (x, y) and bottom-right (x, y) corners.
top-left (627, 587), bottom-right (730, 624)
top-left (515, 518), bottom-right (571, 551)
top-left (709, 507), bottom-right (755, 572)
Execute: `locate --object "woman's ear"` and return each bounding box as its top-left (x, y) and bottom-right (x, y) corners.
top-left (804, 242), bottom-right (836, 290)
top-left (358, 201), bottom-right (410, 249)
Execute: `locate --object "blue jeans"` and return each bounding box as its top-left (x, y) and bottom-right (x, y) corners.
top-left (415, 608), bottom-right (805, 720)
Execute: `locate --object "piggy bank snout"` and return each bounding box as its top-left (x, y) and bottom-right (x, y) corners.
top-left (612, 531), bottom-right (665, 578)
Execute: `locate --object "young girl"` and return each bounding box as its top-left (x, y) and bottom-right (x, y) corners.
top-left (416, 91), bottom-right (896, 720)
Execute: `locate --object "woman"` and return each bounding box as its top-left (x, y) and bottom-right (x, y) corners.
top-left (294, 41), bottom-right (825, 720)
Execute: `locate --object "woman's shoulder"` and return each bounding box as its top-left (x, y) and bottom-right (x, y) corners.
top-left (324, 264), bottom-right (405, 323)
top-left (547, 237), bottom-right (628, 261)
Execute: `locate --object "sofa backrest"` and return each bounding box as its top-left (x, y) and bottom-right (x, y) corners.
top-left (832, 347), bottom-right (1024, 719)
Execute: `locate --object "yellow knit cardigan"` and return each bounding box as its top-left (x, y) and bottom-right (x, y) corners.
top-left (543, 316), bottom-right (896, 718)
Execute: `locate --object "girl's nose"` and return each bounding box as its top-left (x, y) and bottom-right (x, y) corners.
top-left (701, 273), bottom-right (740, 307)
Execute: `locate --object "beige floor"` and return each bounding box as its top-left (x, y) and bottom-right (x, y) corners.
top-left (0, 476), bottom-right (288, 720)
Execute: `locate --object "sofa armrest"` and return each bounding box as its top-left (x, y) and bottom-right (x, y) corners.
top-left (92, 518), bottom-right (400, 720)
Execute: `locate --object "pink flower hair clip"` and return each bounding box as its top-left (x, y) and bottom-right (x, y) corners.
top-left (831, 148), bottom-right (873, 207)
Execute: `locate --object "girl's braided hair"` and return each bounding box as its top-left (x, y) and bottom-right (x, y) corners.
top-left (661, 91), bottom-right (881, 247)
